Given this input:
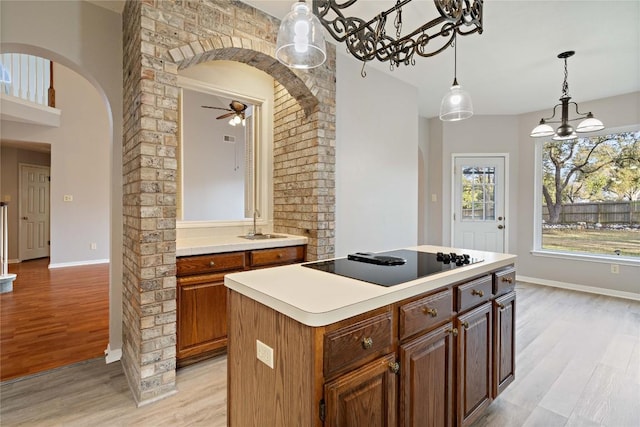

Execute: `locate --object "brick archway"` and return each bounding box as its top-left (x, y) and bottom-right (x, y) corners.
top-left (168, 37), bottom-right (319, 116)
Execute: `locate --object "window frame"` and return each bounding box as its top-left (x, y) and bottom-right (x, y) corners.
top-left (532, 124), bottom-right (640, 266)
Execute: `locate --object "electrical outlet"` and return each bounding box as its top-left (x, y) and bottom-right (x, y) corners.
top-left (90, 243), bottom-right (97, 250)
top-left (431, 194), bottom-right (437, 202)
top-left (611, 264), bottom-right (619, 274)
top-left (256, 339), bottom-right (274, 369)
top-left (63, 195), bottom-right (73, 202)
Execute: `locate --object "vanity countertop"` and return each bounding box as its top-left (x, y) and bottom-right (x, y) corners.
top-left (176, 234), bottom-right (308, 257)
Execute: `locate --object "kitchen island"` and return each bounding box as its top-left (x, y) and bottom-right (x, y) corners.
top-left (225, 245), bottom-right (517, 426)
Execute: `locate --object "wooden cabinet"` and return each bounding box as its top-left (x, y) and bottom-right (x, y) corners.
top-left (456, 302), bottom-right (493, 427)
top-left (324, 354), bottom-right (398, 427)
top-left (227, 262), bottom-right (516, 427)
top-left (177, 244), bottom-right (306, 366)
top-left (399, 323), bottom-right (455, 427)
top-left (493, 291), bottom-right (515, 397)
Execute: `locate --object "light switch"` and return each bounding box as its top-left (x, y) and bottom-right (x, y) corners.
top-left (63, 195), bottom-right (73, 202)
top-left (431, 194), bottom-right (437, 202)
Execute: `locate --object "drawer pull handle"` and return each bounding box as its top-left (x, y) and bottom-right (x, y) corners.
top-left (497, 302), bottom-right (505, 309)
top-left (471, 289), bottom-right (484, 297)
top-left (362, 337), bottom-right (373, 349)
top-left (388, 361), bottom-right (400, 374)
top-left (446, 328), bottom-right (459, 337)
top-left (422, 307), bottom-right (438, 317)
top-left (209, 261), bottom-right (216, 267)
top-left (501, 276), bottom-right (513, 284)
top-left (461, 321), bottom-right (470, 329)
top-left (277, 254), bottom-right (283, 258)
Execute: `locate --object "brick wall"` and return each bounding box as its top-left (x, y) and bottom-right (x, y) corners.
top-left (122, 0), bottom-right (336, 404)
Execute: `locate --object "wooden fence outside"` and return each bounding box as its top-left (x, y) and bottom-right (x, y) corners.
top-left (543, 201), bottom-right (640, 224)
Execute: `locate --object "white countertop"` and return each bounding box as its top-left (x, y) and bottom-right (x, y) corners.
top-left (176, 234), bottom-right (308, 257)
top-left (225, 245), bottom-right (517, 327)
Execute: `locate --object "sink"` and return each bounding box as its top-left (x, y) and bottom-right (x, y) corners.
top-left (239, 234), bottom-right (286, 240)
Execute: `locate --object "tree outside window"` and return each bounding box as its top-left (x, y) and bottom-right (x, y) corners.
top-left (541, 130), bottom-right (640, 257)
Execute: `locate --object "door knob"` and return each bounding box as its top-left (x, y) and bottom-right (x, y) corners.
top-left (21, 216), bottom-right (28, 220)
top-left (497, 224), bottom-right (504, 229)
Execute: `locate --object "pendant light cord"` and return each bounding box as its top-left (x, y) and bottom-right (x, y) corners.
top-left (562, 56), bottom-right (570, 98)
top-left (453, 32), bottom-right (458, 86)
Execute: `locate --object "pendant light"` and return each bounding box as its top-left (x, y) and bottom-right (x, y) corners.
top-left (530, 51), bottom-right (604, 140)
top-left (440, 34), bottom-right (473, 121)
top-left (275, 1), bottom-right (327, 69)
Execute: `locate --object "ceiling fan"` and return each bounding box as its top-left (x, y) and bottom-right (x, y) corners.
top-left (202, 100), bottom-right (247, 126)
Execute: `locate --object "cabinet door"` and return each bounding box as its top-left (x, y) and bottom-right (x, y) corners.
top-left (177, 277), bottom-right (227, 361)
top-left (493, 291), bottom-right (515, 397)
top-left (457, 302), bottom-right (492, 427)
top-left (324, 354), bottom-right (398, 427)
top-left (399, 323), bottom-right (454, 427)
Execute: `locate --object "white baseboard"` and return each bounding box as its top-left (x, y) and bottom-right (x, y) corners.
top-left (8, 259), bottom-right (20, 264)
top-left (104, 344), bottom-right (122, 364)
top-left (517, 275), bottom-right (640, 302)
top-left (48, 259), bottom-right (109, 269)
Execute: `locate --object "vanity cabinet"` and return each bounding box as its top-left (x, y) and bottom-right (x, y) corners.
top-left (177, 245), bottom-right (305, 366)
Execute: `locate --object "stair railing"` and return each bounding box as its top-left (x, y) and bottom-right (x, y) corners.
top-left (0, 53), bottom-right (53, 107)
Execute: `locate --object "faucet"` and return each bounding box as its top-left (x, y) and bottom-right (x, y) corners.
top-left (251, 209), bottom-right (261, 236)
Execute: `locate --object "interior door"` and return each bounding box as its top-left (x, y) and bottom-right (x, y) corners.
top-left (19, 164), bottom-right (50, 260)
top-left (453, 156), bottom-right (505, 252)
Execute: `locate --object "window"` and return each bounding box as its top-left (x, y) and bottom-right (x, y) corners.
top-left (534, 128), bottom-right (640, 260)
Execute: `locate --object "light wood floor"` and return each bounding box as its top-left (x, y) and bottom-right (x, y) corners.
top-left (1, 282), bottom-right (639, 426)
top-left (0, 258), bottom-right (109, 381)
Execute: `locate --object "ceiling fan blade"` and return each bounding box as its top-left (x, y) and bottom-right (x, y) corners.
top-left (202, 105), bottom-right (232, 112)
top-left (229, 100), bottom-right (247, 112)
top-left (216, 112), bottom-right (235, 120)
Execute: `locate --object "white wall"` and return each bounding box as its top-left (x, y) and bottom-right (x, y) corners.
top-left (336, 53), bottom-right (419, 256)
top-left (1, 64), bottom-right (110, 266)
top-left (1, 0), bottom-right (123, 354)
top-left (181, 89), bottom-right (246, 221)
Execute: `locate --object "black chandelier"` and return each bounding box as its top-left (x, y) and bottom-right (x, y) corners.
top-left (315, 0), bottom-right (483, 73)
top-left (275, 0), bottom-right (483, 74)
top-left (530, 51), bottom-right (604, 141)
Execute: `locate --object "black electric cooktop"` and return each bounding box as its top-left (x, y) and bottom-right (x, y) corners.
top-left (302, 250), bottom-right (483, 287)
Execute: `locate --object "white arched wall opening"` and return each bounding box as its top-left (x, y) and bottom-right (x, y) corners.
top-left (0, 0), bottom-right (124, 361)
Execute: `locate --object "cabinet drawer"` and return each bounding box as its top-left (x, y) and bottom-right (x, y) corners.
top-left (457, 275), bottom-right (493, 313)
top-left (493, 266), bottom-right (516, 297)
top-left (399, 289), bottom-right (453, 341)
top-left (248, 245), bottom-right (305, 267)
top-left (177, 252), bottom-right (246, 277)
top-left (324, 312), bottom-right (393, 377)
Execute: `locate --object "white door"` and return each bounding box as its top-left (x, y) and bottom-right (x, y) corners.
top-left (453, 156), bottom-right (506, 252)
top-left (19, 164), bottom-right (50, 260)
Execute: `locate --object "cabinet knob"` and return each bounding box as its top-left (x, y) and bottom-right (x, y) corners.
top-left (422, 307), bottom-right (438, 317)
top-left (471, 289), bottom-right (484, 297)
top-left (277, 253), bottom-right (283, 259)
top-left (362, 337), bottom-right (373, 349)
top-left (497, 302), bottom-right (505, 309)
top-left (388, 361), bottom-right (400, 374)
top-left (501, 276), bottom-right (513, 284)
top-left (461, 321), bottom-right (469, 329)
top-left (446, 328), bottom-right (459, 337)
top-left (209, 261), bottom-right (216, 267)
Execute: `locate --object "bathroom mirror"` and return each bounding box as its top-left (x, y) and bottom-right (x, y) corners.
top-left (176, 61), bottom-right (274, 229)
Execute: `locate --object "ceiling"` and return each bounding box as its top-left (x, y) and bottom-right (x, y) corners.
top-left (89, 0), bottom-right (639, 119)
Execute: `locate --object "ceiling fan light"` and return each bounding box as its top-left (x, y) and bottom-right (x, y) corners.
top-left (576, 115), bottom-right (605, 133)
top-left (275, 1), bottom-right (327, 69)
top-left (440, 84), bottom-right (473, 121)
top-left (530, 120), bottom-right (555, 138)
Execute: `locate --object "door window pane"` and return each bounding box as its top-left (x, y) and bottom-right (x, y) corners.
top-left (461, 166), bottom-right (496, 221)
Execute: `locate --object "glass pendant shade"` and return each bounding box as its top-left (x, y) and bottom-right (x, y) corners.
top-left (576, 114), bottom-right (604, 133)
top-left (440, 83), bottom-right (473, 121)
top-left (275, 1), bottom-right (327, 69)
